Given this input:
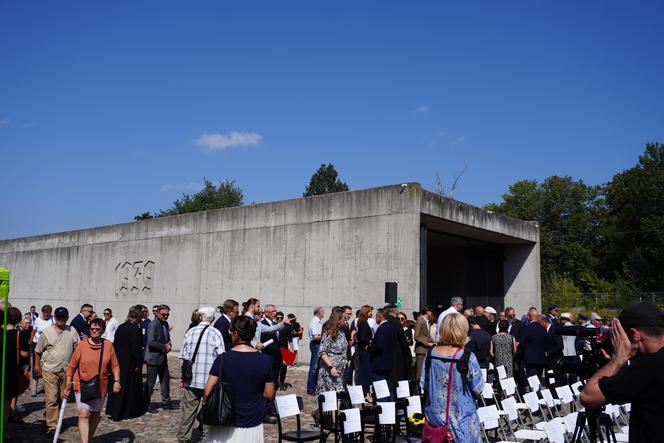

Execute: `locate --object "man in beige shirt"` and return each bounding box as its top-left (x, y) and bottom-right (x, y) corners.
top-left (414, 306), bottom-right (436, 378)
top-left (34, 307), bottom-right (79, 436)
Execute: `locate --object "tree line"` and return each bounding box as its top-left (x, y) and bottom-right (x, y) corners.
top-left (486, 142), bottom-right (664, 306)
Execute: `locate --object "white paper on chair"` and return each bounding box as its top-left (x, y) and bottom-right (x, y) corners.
top-left (275, 394), bottom-right (299, 418)
top-left (501, 397), bottom-right (518, 420)
top-left (499, 377), bottom-right (517, 396)
top-left (373, 379), bottom-right (390, 400)
top-left (571, 381), bottom-right (583, 396)
top-left (477, 405), bottom-right (500, 422)
top-left (322, 391), bottom-right (337, 412)
top-left (341, 408), bottom-right (362, 434)
top-left (396, 380), bottom-right (410, 398)
top-left (378, 402), bottom-right (396, 424)
top-left (347, 385), bottom-right (365, 405)
top-left (528, 375), bottom-right (541, 391)
top-left (481, 368), bottom-right (487, 383)
top-left (481, 383), bottom-right (494, 399)
top-left (523, 391), bottom-right (540, 412)
top-left (555, 386), bottom-right (574, 404)
top-left (496, 365), bottom-right (508, 380)
top-left (406, 396), bottom-right (422, 416)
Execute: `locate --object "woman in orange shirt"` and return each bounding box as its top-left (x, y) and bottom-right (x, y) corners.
top-left (66, 317), bottom-right (121, 443)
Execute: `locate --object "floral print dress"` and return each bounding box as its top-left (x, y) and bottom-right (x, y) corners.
top-left (316, 332), bottom-right (348, 394)
top-left (419, 348), bottom-right (484, 443)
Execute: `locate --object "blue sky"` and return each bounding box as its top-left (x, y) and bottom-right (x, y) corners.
top-left (1, 0), bottom-right (663, 239)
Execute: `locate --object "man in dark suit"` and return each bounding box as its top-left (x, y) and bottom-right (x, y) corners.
top-left (519, 307), bottom-right (549, 379)
top-left (547, 304), bottom-right (559, 328)
top-left (540, 315), bottom-right (564, 386)
top-left (144, 304), bottom-right (174, 412)
top-left (369, 308), bottom-right (397, 401)
top-left (466, 316), bottom-right (492, 369)
top-left (70, 303), bottom-right (93, 340)
top-left (213, 299), bottom-right (238, 351)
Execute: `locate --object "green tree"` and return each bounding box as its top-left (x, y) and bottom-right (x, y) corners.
top-left (603, 142), bottom-right (664, 291)
top-left (486, 176), bottom-right (604, 290)
top-left (134, 212), bottom-right (154, 221)
top-left (303, 163), bottom-right (349, 197)
top-left (156, 179), bottom-right (243, 217)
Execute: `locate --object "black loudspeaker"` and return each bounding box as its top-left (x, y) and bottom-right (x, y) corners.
top-left (385, 282), bottom-right (398, 304)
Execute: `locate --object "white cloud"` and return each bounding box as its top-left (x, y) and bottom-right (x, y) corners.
top-left (161, 182), bottom-right (202, 192)
top-left (194, 131), bottom-right (263, 151)
top-left (0, 117), bottom-right (9, 125)
top-left (411, 106), bottom-right (429, 115)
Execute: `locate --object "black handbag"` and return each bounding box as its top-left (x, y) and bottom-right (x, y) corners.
top-left (79, 339), bottom-right (105, 402)
top-left (181, 325), bottom-right (210, 384)
top-left (197, 353), bottom-right (235, 426)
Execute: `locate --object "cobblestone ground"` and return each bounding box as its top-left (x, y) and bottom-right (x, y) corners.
top-left (9, 357), bottom-right (318, 443)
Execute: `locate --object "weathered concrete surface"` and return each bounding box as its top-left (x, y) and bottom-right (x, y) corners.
top-left (0, 183), bottom-right (540, 358)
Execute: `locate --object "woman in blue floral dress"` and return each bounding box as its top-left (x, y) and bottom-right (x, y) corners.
top-left (420, 313), bottom-right (484, 443)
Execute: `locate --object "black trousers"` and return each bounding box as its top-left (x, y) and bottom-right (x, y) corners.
top-left (146, 362), bottom-right (170, 404)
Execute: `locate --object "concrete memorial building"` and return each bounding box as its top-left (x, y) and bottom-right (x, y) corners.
top-left (0, 183), bottom-right (540, 357)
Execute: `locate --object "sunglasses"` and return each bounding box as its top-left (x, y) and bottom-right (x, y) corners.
top-left (90, 327), bottom-right (102, 331)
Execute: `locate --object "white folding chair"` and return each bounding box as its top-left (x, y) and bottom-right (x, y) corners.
top-left (477, 405), bottom-right (510, 443)
top-left (543, 419), bottom-right (566, 443)
top-left (540, 388), bottom-right (562, 419)
top-left (555, 385), bottom-right (576, 414)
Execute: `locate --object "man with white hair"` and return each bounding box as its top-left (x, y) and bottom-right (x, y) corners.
top-left (436, 296), bottom-right (464, 341)
top-left (177, 307), bottom-right (225, 443)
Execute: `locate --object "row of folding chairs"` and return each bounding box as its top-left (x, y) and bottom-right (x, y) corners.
top-left (275, 379), bottom-right (426, 443)
top-left (478, 367), bottom-right (631, 443)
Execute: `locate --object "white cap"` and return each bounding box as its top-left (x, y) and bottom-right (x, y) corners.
top-left (485, 306), bottom-right (497, 315)
top-left (198, 307), bottom-right (216, 317)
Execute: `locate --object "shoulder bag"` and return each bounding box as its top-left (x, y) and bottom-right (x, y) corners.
top-left (16, 331), bottom-right (30, 395)
top-left (79, 339), bottom-right (105, 402)
top-left (181, 325), bottom-right (210, 384)
top-left (197, 352), bottom-right (235, 426)
top-left (421, 348), bottom-right (461, 443)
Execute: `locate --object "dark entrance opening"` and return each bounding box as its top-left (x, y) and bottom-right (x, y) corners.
top-left (421, 227), bottom-right (505, 312)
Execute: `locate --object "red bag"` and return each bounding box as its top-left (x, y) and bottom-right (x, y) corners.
top-left (421, 349), bottom-right (460, 443)
top-left (280, 347), bottom-right (297, 366)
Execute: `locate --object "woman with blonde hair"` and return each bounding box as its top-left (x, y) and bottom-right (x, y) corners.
top-left (420, 313), bottom-right (483, 443)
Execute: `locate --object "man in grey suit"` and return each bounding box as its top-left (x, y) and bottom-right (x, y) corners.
top-left (145, 304), bottom-right (175, 413)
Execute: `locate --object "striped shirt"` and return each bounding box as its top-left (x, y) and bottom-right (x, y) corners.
top-left (179, 322), bottom-right (225, 389)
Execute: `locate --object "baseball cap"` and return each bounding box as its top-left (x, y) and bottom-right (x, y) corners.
top-left (54, 307), bottom-right (69, 319)
top-left (485, 306), bottom-right (497, 315)
top-left (590, 312), bottom-right (603, 321)
top-left (619, 302), bottom-right (664, 330)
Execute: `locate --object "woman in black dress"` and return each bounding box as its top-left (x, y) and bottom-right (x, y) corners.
top-left (354, 305), bottom-right (374, 389)
top-left (1, 307), bottom-right (30, 433)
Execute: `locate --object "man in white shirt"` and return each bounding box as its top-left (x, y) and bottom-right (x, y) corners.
top-left (436, 296), bottom-right (464, 341)
top-left (242, 298), bottom-right (291, 348)
top-left (30, 304), bottom-right (55, 396)
top-left (102, 308), bottom-right (120, 342)
top-left (306, 306), bottom-right (325, 395)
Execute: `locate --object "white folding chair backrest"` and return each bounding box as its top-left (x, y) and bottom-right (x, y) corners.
top-left (477, 405), bottom-right (501, 430)
top-left (496, 365), bottom-right (508, 380)
top-left (570, 381), bottom-right (583, 398)
top-left (555, 385), bottom-right (575, 405)
top-left (563, 411), bottom-right (579, 434)
top-left (623, 403), bottom-right (631, 413)
top-left (501, 397), bottom-right (519, 421)
top-left (499, 377), bottom-right (517, 397)
top-left (541, 388), bottom-right (556, 408)
top-left (481, 383), bottom-right (494, 400)
top-left (523, 391), bottom-right (541, 413)
top-left (527, 375), bottom-right (541, 392)
top-left (544, 419), bottom-right (566, 443)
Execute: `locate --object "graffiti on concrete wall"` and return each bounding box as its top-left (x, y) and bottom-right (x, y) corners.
top-left (115, 260), bottom-right (154, 296)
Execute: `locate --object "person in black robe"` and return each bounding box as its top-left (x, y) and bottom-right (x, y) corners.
top-left (106, 306), bottom-right (145, 421)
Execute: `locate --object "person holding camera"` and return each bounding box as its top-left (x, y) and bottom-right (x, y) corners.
top-left (580, 301), bottom-right (664, 443)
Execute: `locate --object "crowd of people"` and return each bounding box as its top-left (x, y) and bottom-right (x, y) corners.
top-left (1, 295), bottom-right (662, 443)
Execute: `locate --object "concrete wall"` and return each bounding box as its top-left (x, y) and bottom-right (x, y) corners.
top-left (0, 183), bottom-right (540, 359)
top-left (0, 185), bottom-right (422, 357)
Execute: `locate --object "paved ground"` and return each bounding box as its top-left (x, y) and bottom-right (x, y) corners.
top-left (8, 357), bottom-right (318, 442)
